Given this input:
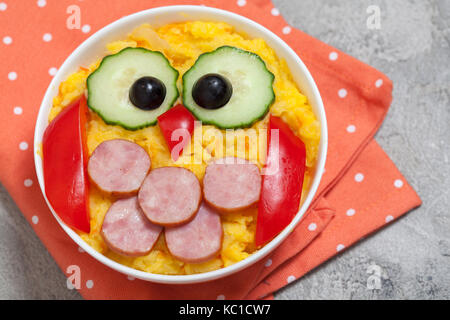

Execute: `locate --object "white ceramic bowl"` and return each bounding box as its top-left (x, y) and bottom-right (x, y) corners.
top-left (34, 5), bottom-right (327, 284)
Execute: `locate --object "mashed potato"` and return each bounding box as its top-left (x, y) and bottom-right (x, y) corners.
top-left (49, 22), bottom-right (320, 275)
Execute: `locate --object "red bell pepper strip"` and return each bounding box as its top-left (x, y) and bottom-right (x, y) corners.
top-left (157, 104), bottom-right (195, 161)
top-left (43, 96), bottom-right (90, 233)
top-left (255, 115), bottom-right (306, 247)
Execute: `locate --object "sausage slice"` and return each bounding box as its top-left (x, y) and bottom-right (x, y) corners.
top-left (203, 157), bottom-right (262, 212)
top-left (101, 196), bottom-right (162, 257)
top-left (88, 139), bottom-right (151, 196)
top-left (138, 167), bottom-right (201, 227)
top-left (165, 202), bottom-right (223, 263)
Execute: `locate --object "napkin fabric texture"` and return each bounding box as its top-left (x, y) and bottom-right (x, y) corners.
top-left (0, 0), bottom-right (421, 300)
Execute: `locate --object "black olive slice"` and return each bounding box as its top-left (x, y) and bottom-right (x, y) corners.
top-left (129, 76), bottom-right (166, 110)
top-left (192, 73), bottom-right (232, 110)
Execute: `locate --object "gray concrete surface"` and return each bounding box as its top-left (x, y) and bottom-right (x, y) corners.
top-left (0, 0), bottom-right (449, 299)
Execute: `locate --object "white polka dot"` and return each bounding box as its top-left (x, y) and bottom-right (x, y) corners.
top-left (48, 67), bottom-right (58, 76)
top-left (346, 208), bottom-right (356, 216)
top-left (32, 215), bottom-right (39, 224)
top-left (337, 244), bottom-right (345, 252)
top-left (78, 246), bottom-right (85, 253)
top-left (8, 72), bottom-right (17, 81)
top-left (43, 33), bottom-right (52, 42)
top-left (237, 0), bottom-right (246, 7)
top-left (338, 88), bottom-right (347, 98)
top-left (287, 275), bottom-right (296, 283)
top-left (86, 280), bottom-right (94, 289)
top-left (354, 173), bottom-right (364, 182)
top-left (217, 294), bottom-right (225, 300)
top-left (282, 26), bottom-right (292, 34)
top-left (0, 3), bottom-right (7, 11)
top-left (24, 179), bottom-right (33, 187)
top-left (81, 25), bottom-right (91, 34)
top-left (271, 8), bottom-right (280, 16)
top-left (385, 215), bottom-right (394, 223)
top-left (265, 259), bottom-right (272, 267)
top-left (394, 179), bottom-right (404, 188)
top-left (37, 0), bottom-right (46, 7)
top-left (329, 51), bottom-right (338, 61)
top-left (19, 141), bottom-right (28, 150)
top-left (346, 125), bottom-right (356, 133)
top-left (3, 36), bottom-right (12, 45)
top-left (127, 276), bottom-right (135, 281)
top-left (375, 79), bottom-right (383, 88)
top-left (308, 223), bottom-right (317, 231)
top-left (14, 107), bottom-right (23, 115)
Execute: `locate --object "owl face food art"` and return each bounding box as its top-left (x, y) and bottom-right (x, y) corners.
top-left (42, 22), bottom-right (320, 275)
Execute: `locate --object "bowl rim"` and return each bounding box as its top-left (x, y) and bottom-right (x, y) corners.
top-left (34, 5), bottom-right (328, 284)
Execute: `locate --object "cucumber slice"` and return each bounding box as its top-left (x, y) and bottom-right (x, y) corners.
top-left (182, 46), bottom-right (275, 129)
top-left (87, 48), bottom-right (179, 130)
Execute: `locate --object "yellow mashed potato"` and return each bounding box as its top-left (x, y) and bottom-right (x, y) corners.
top-left (49, 22), bottom-right (320, 275)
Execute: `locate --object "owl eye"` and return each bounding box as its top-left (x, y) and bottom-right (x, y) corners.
top-left (192, 73), bottom-right (233, 110)
top-left (87, 47), bottom-right (179, 130)
top-left (129, 76), bottom-right (167, 111)
top-left (182, 46), bottom-right (275, 129)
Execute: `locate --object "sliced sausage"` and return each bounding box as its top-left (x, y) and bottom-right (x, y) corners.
top-left (101, 196), bottom-right (162, 257)
top-left (165, 202), bottom-right (223, 263)
top-left (138, 167), bottom-right (201, 227)
top-left (203, 157), bottom-right (262, 212)
top-left (88, 139), bottom-right (151, 197)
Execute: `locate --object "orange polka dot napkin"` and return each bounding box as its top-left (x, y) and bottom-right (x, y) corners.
top-left (0, 0), bottom-right (421, 300)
